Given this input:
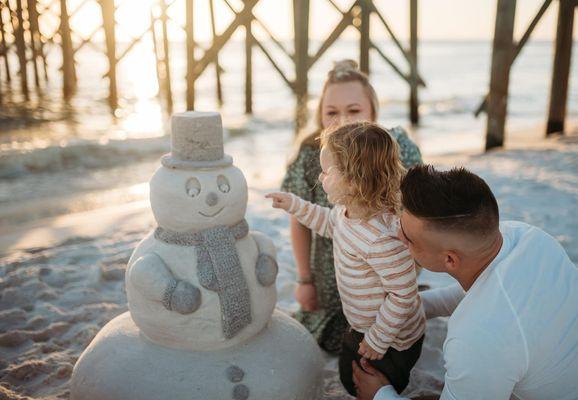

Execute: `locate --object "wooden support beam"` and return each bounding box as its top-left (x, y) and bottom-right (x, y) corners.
top-left (293, 0), bottom-right (309, 134)
top-left (0, 0), bottom-right (11, 82)
top-left (221, 0), bottom-right (292, 105)
top-left (368, 40), bottom-right (421, 86)
top-left (13, 0), bottom-right (29, 100)
top-left (253, 15), bottom-right (291, 60)
top-left (485, 0), bottom-right (516, 150)
top-left (254, 38), bottom-right (294, 90)
top-left (546, 0), bottom-right (575, 135)
top-left (160, 0), bottom-right (173, 114)
top-left (371, 2), bottom-right (426, 87)
top-left (371, 4), bottom-right (408, 64)
top-left (358, 0), bottom-right (370, 74)
top-left (409, 0), bottom-right (419, 124)
top-left (150, 9), bottom-right (163, 102)
top-left (60, 0), bottom-right (76, 100)
top-left (475, 0), bottom-right (553, 117)
top-left (308, 4), bottom-right (354, 69)
top-left (222, 0), bottom-right (292, 61)
top-left (69, 0), bottom-right (91, 19)
top-left (244, 0), bottom-right (252, 113)
top-left (190, 0), bottom-right (259, 82)
top-left (100, 0), bottom-right (118, 110)
top-left (114, 30), bottom-right (148, 63)
top-left (33, 0), bottom-right (48, 81)
top-left (209, 0), bottom-right (222, 107)
top-left (185, 0), bottom-right (194, 109)
top-left (27, 0), bottom-right (42, 87)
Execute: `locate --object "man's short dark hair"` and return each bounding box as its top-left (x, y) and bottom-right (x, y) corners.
top-left (400, 165), bottom-right (499, 235)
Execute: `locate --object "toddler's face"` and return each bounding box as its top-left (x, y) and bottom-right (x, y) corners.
top-left (321, 81), bottom-right (374, 129)
top-left (319, 147), bottom-right (348, 205)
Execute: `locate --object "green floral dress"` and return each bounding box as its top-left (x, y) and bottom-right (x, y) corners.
top-left (281, 126), bottom-right (423, 354)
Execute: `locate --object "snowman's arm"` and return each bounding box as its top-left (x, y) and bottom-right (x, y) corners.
top-left (129, 253), bottom-right (202, 314)
top-left (251, 231), bottom-right (278, 287)
top-left (251, 231), bottom-right (277, 259)
top-left (128, 253), bottom-right (174, 302)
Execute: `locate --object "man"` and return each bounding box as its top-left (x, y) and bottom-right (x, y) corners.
top-left (353, 165), bottom-right (578, 400)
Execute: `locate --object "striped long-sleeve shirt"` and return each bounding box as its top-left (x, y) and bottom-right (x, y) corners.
top-left (288, 194), bottom-right (425, 354)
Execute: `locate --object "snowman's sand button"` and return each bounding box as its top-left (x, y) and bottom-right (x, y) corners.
top-left (232, 384), bottom-right (250, 400)
top-left (226, 365), bottom-right (245, 383)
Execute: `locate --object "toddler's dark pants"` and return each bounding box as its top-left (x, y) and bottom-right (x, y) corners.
top-left (339, 328), bottom-right (424, 396)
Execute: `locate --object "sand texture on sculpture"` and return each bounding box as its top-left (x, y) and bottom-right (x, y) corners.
top-left (126, 230), bottom-right (277, 350)
top-left (70, 111), bottom-right (324, 400)
top-left (71, 311), bottom-right (323, 400)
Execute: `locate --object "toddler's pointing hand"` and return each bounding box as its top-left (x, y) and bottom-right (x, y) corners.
top-left (265, 192), bottom-right (292, 211)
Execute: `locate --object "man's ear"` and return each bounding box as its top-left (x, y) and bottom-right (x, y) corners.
top-left (444, 250), bottom-right (460, 273)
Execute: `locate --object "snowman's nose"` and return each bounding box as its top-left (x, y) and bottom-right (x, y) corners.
top-left (205, 192), bottom-right (219, 207)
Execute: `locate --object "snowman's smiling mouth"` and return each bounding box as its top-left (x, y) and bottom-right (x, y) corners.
top-left (199, 207), bottom-right (224, 217)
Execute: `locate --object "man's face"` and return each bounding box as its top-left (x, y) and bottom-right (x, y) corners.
top-left (398, 210), bottom-right (447, 273)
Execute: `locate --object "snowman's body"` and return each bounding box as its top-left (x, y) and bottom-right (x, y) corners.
top-left (71, 112), bottom-right (324, 400)
top-left (126, 229), bottom-right (276, 350)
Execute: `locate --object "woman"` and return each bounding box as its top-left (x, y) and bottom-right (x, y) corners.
top-left (281, 60), bottom-right (422, 354)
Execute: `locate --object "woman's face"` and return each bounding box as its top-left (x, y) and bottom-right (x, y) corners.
top-left (320, 81), bottom-right (374, 129)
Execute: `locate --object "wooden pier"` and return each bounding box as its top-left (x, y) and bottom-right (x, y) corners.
top-left (0, 0), bottom-right (575, 150)
top-left (480, 0), bottom-right (577, 149)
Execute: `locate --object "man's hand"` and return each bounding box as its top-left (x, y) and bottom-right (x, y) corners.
top-left (352, 358), bottom-right (391, 400)
top-left (265, 192), bottom-right (292, 211)
top-left (358, 338), bottom-right (385, 360)
top-left (294, 282), bottom-right (318, 311)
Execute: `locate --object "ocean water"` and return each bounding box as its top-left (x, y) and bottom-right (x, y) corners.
top-left (1, 39), bottom-right (577, 153)
top-left (0, 39), bottom-right (576, 225)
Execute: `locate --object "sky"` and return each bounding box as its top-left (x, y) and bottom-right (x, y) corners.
top-left (65, 0), bottom-right (576, 43)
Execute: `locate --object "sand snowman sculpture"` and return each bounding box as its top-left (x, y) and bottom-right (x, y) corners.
top-left (71, 112), bottom-right (324, 400)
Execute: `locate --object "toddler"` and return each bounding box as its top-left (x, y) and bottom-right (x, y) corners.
top-left (267, 121), bottom-right (425, 395)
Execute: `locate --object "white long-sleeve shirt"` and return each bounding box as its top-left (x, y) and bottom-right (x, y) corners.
top-left (375, 221), bottom-right (578, 400)
top-left (287, 194), bottom-right (425, 354)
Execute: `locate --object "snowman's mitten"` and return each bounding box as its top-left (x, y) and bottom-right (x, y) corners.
top-left (256, 254), bottom-right (278, 287)
top-left (251, 231), bottom-right (278, 287)
top-left (163, 279), bottom-right (202, 314)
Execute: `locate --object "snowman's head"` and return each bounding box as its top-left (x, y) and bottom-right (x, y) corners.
top-left (150, 164), bottom-right (248, 232)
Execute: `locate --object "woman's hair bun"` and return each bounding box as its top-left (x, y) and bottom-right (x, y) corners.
top-left (331, 59), bottom-right (359, 73)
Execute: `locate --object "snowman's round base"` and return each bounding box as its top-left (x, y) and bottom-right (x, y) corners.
top-left (71, 310), bottom-right (324, 400)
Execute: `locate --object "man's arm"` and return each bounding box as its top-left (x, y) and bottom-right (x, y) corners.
top-left (359, 334), bottom-right (524, 400)
top-left (420, 283), bottom-right (465, 319)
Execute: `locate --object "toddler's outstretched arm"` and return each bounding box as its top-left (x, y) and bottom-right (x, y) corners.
top-left (266, 192), bottom-right (336, 239)
top-left (266, 192), bottom-right (293, 211)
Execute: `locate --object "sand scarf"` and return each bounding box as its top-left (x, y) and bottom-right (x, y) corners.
top-left (154, 220), bottom-right (251, 339)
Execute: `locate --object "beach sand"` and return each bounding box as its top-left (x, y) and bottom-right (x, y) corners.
top-left (0, 132), bottom-right (576, 399)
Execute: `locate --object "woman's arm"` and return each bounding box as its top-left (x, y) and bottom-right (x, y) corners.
top-left (290, 217), bottom-right (318, 311)
top-left (291, 216), bottom-right (313, 280)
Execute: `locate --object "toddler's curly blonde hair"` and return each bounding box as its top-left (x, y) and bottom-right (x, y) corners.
top-left (320, 121), bottom-right (405, 218)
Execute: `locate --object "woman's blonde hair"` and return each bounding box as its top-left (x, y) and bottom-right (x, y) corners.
top-left (294, 59), bottom-right (379, 150)
top-left (320, 121), bottom-right (404, 218)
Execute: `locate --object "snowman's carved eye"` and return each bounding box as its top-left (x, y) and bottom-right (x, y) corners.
top-left (186, 177), bottom-right (201, 198)
top-left (217, 175), bottom-right (230, 193)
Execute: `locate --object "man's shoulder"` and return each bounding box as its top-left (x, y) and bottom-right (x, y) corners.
top-left (498, 220), bottom-right (573, 283)
top-left (447, 271), bottom-right (522, 350)
top-left (499, 220), bottom-right (558, 248)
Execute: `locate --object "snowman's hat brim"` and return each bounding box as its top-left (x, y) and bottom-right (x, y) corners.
top-left (161, 153), bottom-right (233, 170)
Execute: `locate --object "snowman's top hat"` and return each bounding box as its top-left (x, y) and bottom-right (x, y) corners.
top-left (161, 111), bottom-right (233, 170)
